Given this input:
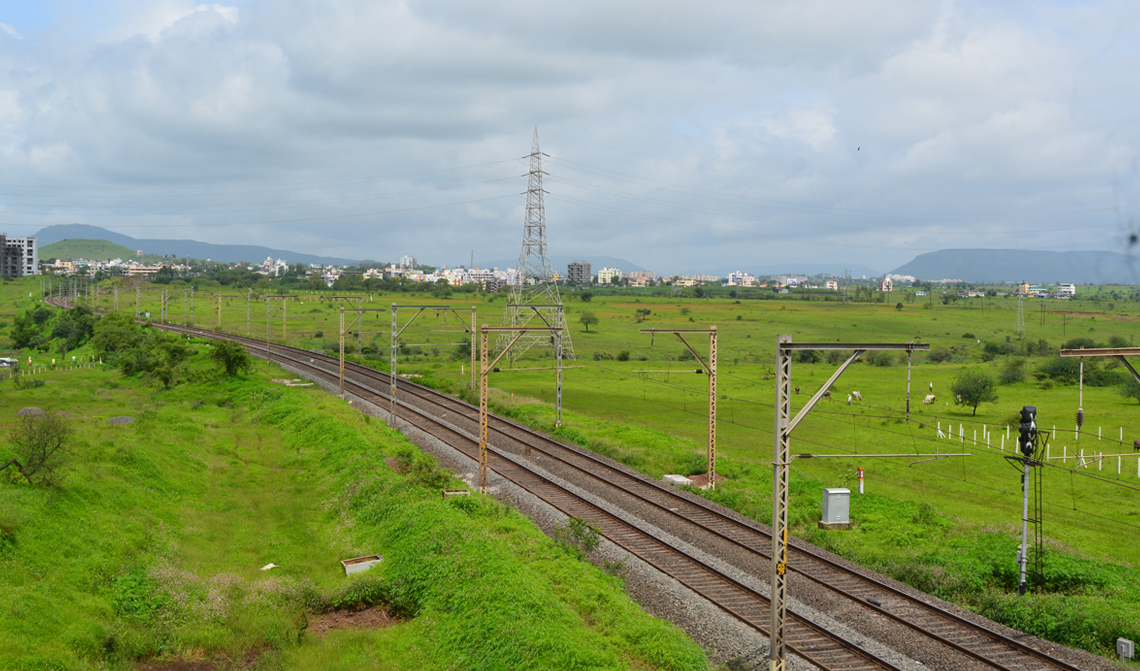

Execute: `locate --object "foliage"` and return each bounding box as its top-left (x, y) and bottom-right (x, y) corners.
top-left (950, 369), bottom-right (998, 415)
top-left (551, 517), bottom-right (603, 560)
top-left (579, 291), bottom-right (593, 302)
top-left (998, 357), bottom-right (1026, 384)
top-left (578, 311), bottom-right (598, 332)
top-left (7, 414), bottom-right (74, 486)
top-left (1035, 356), bottom-right (1120, 387)
top-left (1118, 376), bottom-right (1140, 405)
top-left (928, 346), bottom-right (954, 363)
top-left (10, 304), bottom-right (96, 352)
top-left (207, 340), bottom-right (256, 377)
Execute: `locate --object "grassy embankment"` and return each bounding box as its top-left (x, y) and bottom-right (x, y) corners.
top-left (0, 290), bottom-right (709, 670)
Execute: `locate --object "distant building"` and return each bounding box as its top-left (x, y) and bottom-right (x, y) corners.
top-left (825, 280), bottom-right (839, 291)
top-left (879, 277), bottom-right (893, 292)
top-left (725, 271), bottom-right (760, 287)
top-left (0, 235), bottom-right (38, 277)
top-left (1057, 283), bottom-right (1076, 298)
top-left (567, 260), bottom-right (592, 285)
top-left (399, 255), bottom-right (417, 268)
top-left (597, 267), bottom-right (621, 285)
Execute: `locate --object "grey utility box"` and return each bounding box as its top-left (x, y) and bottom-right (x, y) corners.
top-left (819, 488), bottom-right (851, 529)
top-left (1118, 638), bottom-right (1134, 663)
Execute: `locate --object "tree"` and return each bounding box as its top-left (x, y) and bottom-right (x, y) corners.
top-left (578, 312), bottom-right (599, 333)
top-left (895, 302), bottom-right (904, 311)
top-left (1118, 376), bottom-right (1140, 405)
top-left (951, 370), bottom-right (998, 416)
top-left (4, 414), bottom-right (74, 487)
top-left (209, 340), bottom-right (256, 376)
top-left (579, 291), bottom-right (593, 302)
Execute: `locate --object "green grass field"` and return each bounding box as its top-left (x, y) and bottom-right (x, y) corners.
top-left (0, 293), bottom-right (709, 669)
top-left (5, 275), bottom-right (1140, 660)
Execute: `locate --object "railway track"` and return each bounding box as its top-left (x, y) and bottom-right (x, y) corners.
top-left (44, 299), bottom-right (1093, 671)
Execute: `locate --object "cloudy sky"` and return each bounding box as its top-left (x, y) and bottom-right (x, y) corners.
top-left (0, 0), bottom-right (1137, 275)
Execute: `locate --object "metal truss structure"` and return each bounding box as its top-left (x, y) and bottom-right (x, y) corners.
top-left (389, 304), bottom-right (477, 422)
top-left (499, 129), bottom-right (574, 362)
top-left (480, 324), bottom-right (564, 493)
top-left (770, 337), bottom-right (929, 671)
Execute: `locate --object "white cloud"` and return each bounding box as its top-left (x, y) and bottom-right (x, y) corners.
top-left (0, 0), bottom-right (1135, 273)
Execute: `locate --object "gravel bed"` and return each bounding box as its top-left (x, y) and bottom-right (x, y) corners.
top-left (106, 416), bottom-right (135, 425)
top-left (15, 407), bottom-right (45, 417)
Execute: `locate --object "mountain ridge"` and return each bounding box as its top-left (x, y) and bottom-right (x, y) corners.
top-left (32, 224), bottom-right (362, 266)
top-left (890, 249), bottom-right (1139, 284)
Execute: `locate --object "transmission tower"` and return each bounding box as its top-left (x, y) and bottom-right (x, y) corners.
top-left (1015, 292), bottom-right (1025, 337)
top-left (498, 129), bottom-right (574, 360)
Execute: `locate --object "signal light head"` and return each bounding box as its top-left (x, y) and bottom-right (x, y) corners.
top-left (1018, 405), bottom-right (1037, 457)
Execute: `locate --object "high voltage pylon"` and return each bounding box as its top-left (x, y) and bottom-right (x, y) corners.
top-left (1016, 291), bottom-right (1025, 337)
top-left (498, 128), bottom-right (574, 361)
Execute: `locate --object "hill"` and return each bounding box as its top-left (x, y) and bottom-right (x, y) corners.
top-left (32, 224), bottom-right (362, 267)
top-left (39, 239), bottom-right (162, 263)
top-left (890, 249), bottom-right (1140, 284)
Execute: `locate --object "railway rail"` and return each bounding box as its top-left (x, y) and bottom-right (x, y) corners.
top-left (43, 297), bottom-right (1093, 671)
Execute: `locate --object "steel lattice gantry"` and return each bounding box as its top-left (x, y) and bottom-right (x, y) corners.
top-left (499, 128), bottom-right (574, 362)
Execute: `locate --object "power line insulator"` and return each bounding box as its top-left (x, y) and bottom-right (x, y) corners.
top-left (1076, 408), bottom-right (1084, 430)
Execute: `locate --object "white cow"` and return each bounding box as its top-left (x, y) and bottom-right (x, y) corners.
top-left (923, 394), bottom-right (936, 405)
top-left (852, 391), bottom-right (863, 401)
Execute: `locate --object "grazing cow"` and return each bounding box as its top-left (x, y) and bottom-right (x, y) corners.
top-left (956, 394), bottom-right (962, 403)
top-left (923, 394), bottom-right (936, 404)
top-left (852, 391), bottom-right (863, 401)
top-left (794, 385), bottom-right (801, 395)
top-left (822, 389), bottom-right (832, 399)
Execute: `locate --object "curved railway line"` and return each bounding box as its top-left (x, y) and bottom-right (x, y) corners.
top-left (44, 298), bottom-right (1099, 671)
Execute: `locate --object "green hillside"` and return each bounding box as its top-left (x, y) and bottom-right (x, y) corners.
top-left (40, 238), bottom-right (162, 263)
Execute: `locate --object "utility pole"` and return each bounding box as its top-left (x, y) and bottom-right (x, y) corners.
top-left (642, 327), bottom-right (718, 487)
top-left (390, 302), bottom-right (477, 423)
top-left (769, 337), bottom-right (929, 671)
top-left (478, 324), bottom-right (563, 493)
top-left (135, 286), bottom-right (141, 316)
top-left (190, 288), bottom-right (195, 326)
top-left (246, 289), bottom-right (251, 336)
top-left (1015, 292), bottom-right (1025, 337)
top-left (113, 285), bottom-right (119, 312)
top-left (1013, 405), bottom-right (1042, 595)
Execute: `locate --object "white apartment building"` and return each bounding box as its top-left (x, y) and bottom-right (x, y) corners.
top-left (597, 267), bottom-right (621, 284)
top-left (1057, 283), bottom-right (1076, 298)
top-left (0, 235), bottom-right (38, 277)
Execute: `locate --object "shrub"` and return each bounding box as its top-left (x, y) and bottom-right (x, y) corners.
top-left (999, 358), bottom-right (1026, 384)
top-left (962, 332), bottom-right (975, 339)
top-left (928, 347), bottom-right (953, 364)
top-left (616, 350), bottom-right (630, 362)
top-left (208, 340), bottom-right (256, 377)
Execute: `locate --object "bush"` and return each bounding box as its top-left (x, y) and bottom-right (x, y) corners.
top-left (208, 340), bottom-right (256, 377)
top-left (928, 347), bottom-right (953, 364)
top-left (962, 332), bottom-right (975, 339)
top-left (616, 350), bottom-right (630, 362)
top-left (998, 358), bottom-right (1026, 384)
